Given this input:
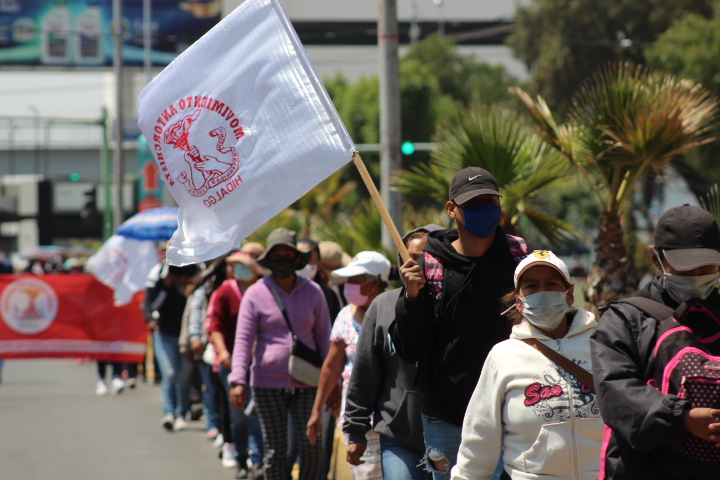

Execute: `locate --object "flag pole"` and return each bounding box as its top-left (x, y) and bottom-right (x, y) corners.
top-left (352, 151), bottom-right (411, 264)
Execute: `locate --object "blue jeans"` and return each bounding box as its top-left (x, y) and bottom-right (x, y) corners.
top-left (421, 415), bottom-right (504, 480)
top-left (198, 360), bottom-right (220, 431)
top-left (153, 331), bottom-right (191, 417)
top-left (219, 366), bottom-right (263, 466)
top-left (421, 414), bottom-right (462, 480)
top-left (381, 436), bottom-right (428, 480)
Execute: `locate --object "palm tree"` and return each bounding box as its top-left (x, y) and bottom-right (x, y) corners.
top-left (393, 104), bottom-right (581, 248)
top-left (513, 62), bottom-right (719, 309)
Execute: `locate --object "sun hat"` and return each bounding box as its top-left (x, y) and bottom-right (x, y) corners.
top-left (332, 251), bottom-right (392, 282)
top-left (255, 228), bottom-right (311, 270)
top-left (236, 242), bottom-right (265, 260)
top-left (449, 167), bottom-right (500, 206)
top-left (318, 241), bottom-right (352, 270)
top-left (653, 204), bottom-right (720, 271)
top-left (514, 250), bottom-right (570, 288)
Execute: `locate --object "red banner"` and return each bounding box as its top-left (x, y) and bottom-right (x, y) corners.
top-left (0, 274), bottom-right (147, 363)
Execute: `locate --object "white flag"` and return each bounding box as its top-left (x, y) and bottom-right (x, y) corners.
top-left (137, 0), bottom-right (355, 266)
top-left (86, 235), bottom-right (160, 306)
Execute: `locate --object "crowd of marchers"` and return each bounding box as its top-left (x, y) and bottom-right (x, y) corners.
top-left (128, 166), bottom-right (720, 480)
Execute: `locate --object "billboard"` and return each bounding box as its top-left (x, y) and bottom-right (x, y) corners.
top-left (0, 0), bottom-right (220, 67)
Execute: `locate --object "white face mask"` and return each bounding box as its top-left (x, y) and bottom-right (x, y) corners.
top-left (656, 250), bottom-right (719, 304)
top-left (663, 273), bottom-right (719, 304)
top-left (297, 263), bottom-right (317, 279)
top-left (519, 290), bottom-right (570, 331)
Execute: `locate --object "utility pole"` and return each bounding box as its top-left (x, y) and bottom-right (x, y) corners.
top-left (112, 0), bottom-right (124, 229)
top-left (378, 0), bottom-right (403, 250)
top-left (143, 0), bottom-right (152, 85)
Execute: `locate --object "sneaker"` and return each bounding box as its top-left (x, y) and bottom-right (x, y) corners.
top-left (161, 414), bottom-right (175, 431)
top-left (174, 416), bottom-right (190, 430)
top-left (213, 433), bottom-right (224, 449)
top-left (95, 380), bottom-right (108, 396)
top-left (235, 466), bottom-right (250, 480)
top-left (126, 378), bottom-right (137, 389)
top-left (110, 377), bottom-right (125, 395)
top-left (190, 403), bottom-right (204, 421)
top-left (247, 465), bottom-right (264, 480)
top-left (206, 428), bottom-right (219, 440)
top-left (221, 443), bottom-right (239, 469)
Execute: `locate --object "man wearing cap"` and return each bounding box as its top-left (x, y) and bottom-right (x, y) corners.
top-left (391, 167), bottom-right (533, 479)
top-left (590, 204), bottom-right (720, 480)
top-left (229, 227), bottom-right (331, 480)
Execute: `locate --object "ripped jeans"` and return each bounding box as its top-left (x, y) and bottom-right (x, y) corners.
top-left (421, 414), bottom-right (504, 480)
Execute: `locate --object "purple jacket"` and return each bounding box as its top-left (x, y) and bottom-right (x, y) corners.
top-left (229, 275), bottom-right (331, 388)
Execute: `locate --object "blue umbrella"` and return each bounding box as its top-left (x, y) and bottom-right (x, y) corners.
top-left (116, 207), bottom-right (179, 242)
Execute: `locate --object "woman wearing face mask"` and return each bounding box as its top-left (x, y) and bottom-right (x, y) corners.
top-left (306, 251), bottom-right (392, 480)
top-left (229, 228), bottom-right (332, 480)
top-left (207, 244), bottom-right (267, 476)
top-left (451, 250), bottom-right (603, 480)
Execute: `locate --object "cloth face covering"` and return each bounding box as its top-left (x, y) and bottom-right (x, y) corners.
top-left (268, 258), bottom-right (297, 279)
top-left (656, 250), bottom-right (719, 303)
top-left (520, 290), bottom-right (570, 331)
top-left (297, 263), bottom-right (317, 279)
top-left (460, 203), bottom-right (501, 238)
top-left (663, 272), bottom-right (719, 304)
top-left (234, 263), bottom-right (255, 282)
top-left (344, 283), bottom-right (368, 306)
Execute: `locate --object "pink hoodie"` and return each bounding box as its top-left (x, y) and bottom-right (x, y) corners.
top-left (229, 275), bottom-right (331, 388)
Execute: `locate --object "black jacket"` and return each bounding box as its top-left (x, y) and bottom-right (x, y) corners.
top-left (589, 278), bottom-right (720, 480)
top-left (143, 276), bottom-right (188, 337)
top-left (390, 227), bottom-right (523, 426)
top-left (343, 289), bottom-right (425, 454)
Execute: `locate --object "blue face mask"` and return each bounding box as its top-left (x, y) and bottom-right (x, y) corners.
top-left (459, 202), bottom-right (501, 238)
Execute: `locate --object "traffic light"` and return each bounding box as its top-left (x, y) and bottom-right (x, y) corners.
top-left (401, 141), bottom-right (416, 155)
top-left (81, 185), bottom-right (98, 220)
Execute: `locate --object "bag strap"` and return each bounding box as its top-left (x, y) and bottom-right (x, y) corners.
top-left (613, 297), bottom-right (674, 321)
top-left (269, 286), bottom-right (296, 338)
top-left (521, 338), bottom-right (596, 394)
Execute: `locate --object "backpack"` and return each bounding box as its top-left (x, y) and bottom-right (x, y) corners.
top-left (620, 297), bottom-right (720, 478)
top-left (424, 234), bottom-right (530, 320)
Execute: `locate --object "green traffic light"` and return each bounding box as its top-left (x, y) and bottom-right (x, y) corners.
top-left (401, 141), bottom-right (415, 155)
top-left (69, 173), bottom-right (81, 182)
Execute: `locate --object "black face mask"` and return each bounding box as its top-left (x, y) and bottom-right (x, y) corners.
top-left (268, 258), bottom-right (298, 279)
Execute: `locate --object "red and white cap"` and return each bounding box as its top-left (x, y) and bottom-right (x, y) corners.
top-left (514, 250), bottom-right (570, 287)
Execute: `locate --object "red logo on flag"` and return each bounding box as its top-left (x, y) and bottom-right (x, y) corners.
top-left (151, 96), bottom-right (244, 206)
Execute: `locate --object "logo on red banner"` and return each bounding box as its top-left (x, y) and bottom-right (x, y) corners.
top-left (1, 277), bottom-right (59, 334)
top-left (151, 96), bottom-right (244, 207)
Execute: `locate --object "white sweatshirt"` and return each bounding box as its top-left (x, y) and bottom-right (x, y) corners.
top-left (451, 309), bottom-right (603, 480)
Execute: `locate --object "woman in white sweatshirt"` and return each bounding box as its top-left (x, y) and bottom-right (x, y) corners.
top-left (451, 250), bottom-right (603, 480)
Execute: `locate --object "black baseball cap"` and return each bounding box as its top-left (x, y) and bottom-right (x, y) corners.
top-left (653, 204), bottom-right (720, 271)
top-left (449, 167), bottom-right (500, 206)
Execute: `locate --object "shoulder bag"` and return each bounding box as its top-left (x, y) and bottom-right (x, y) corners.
top-left (269, 287), bottom-right (323, 386)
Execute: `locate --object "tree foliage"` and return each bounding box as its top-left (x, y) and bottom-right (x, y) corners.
top-left (513, 62), bottom-right (719, 307)
top-left (508, 0), bottom-right (713, 114)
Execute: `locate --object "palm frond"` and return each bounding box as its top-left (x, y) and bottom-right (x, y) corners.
top-left (701, 184), bottom-right (720, 225)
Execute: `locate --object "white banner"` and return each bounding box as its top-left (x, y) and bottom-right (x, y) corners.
top-left (137, 0), bottom-right (355, 265)
top-left (86, 235), bottom-right (159, 306)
